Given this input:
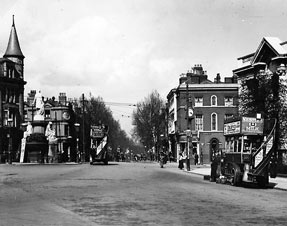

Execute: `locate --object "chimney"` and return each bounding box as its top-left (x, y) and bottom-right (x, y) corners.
top-left (214, 73), bottom-right (221, 83)
top-left (59, 93), bottom-right (67, 105)
top-left (27, 90), bottom-right (36, 106)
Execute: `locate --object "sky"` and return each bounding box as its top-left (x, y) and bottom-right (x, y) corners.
top-left (1, 0), bottom-right (287, 136)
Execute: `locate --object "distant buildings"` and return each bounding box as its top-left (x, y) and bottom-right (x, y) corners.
top-left (24, 91), bottom-right (79, 162)
top-left (167, 64), bottom-right (239, 164)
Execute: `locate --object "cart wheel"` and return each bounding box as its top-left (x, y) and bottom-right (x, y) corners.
top-left (230, 166), bottom-right (241, 186)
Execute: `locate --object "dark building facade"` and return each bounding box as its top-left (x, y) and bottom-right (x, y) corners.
top-left (0, 17), bottom-right (26, 163)
top-left (167, 64), bottom-right (239, 164)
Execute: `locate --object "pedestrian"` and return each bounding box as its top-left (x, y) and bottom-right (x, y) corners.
top-left (194, 153), bottom-right (199, 165)
top-left (178, 152), bottom-right (184, 170)
top-left (168, 151), bottom-right (173, 163)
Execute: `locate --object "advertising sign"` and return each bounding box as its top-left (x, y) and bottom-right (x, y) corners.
top-left (241, 117), bottom-right (264, 135)
top-left (224, 121), bottom-right (241, 135)
top-left (90, 126), bottom-right (105, 138)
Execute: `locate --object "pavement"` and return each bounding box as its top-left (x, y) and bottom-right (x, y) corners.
top-left (179, 163), bottom-right (287, 191)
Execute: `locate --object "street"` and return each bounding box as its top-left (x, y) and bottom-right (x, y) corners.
top-left (0, 162), bottom-right (286, 226)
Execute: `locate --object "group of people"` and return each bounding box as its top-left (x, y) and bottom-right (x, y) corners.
top-left (178, 152), bottom-right (200, 170)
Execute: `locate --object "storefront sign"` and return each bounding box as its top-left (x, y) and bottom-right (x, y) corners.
top-left (224, 121), bottom-right (241, 135)
top-left (241, 117), bottom-right (264, 135)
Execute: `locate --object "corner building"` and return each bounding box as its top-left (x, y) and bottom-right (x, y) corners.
top-left (167, 65), bottom-right (239, 164)
top-left (0, 17), bottom-right (26, 162)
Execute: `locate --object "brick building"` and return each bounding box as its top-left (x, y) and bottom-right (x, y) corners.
top-left (0, 16), bottom-right (26, 162)
top-left (167, 64), bottom-right (239, 164)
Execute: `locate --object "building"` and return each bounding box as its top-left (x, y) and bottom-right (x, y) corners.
top-left (233, 37), bottom-right (287, 173)
top-left (0, 16), bottom-right (26, 163)
top-left (167, 64), bottom-right (239, 164)
top-left (233, 37), bottom-right (287, 108)
top-left (24, 91), bottom-right (78, 162)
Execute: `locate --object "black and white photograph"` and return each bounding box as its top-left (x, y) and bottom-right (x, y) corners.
top-left (0, 0), bottom-right (287, 225)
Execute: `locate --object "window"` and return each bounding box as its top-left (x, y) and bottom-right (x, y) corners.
top-left (211, 113), bottom-right (217, 131)
top-left (211, 95), bottom-right (217, 106)
top-left (195, 114), bottom-right (203, 131)
top-left (195, 97), bottom-right (203, 107)
top-left (224, 97), bottom-right (233, 106)
top-left (24, 110), bottom-right (28, 119)
top-left (45, 110), bottom-right (51, 118)
top-left (64, 124), bottom-right (69, 136)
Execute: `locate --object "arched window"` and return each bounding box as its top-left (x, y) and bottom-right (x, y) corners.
top-left (211, 113), bottom-right (217, 131)
top-left (211, 95), bottom-right (217, 106)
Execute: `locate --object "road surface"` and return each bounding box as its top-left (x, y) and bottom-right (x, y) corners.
top-left (0, 162), bottom-right (286, 225)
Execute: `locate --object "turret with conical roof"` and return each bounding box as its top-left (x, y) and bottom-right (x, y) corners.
top-left (3, 15), bottom-right (24, 79)
top-left (4, 15), bottom-right (25, 59)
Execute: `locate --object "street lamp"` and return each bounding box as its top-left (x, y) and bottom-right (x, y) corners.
top-left (7, 118), bottom-right (13, 164)
top-left (74, 123), bottom-right (80, 163)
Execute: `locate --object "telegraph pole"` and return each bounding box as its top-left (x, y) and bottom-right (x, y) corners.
top-left (82, 93), bottom-right (85, 162)
top-left (186, 82), bottom-right (190, 171)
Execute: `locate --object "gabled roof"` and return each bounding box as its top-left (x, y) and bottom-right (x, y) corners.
top-left (252, 37), bottom-right (287, 64)
top-left (3, 15), bottom-right (24, 59)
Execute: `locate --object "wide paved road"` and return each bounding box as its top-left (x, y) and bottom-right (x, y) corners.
top-left (0, 162), bottom-right (286, 226)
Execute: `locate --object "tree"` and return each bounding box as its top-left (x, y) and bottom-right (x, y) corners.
top-left (132, 90), bottom-right (166, 156)
top-left (76, 95), bottom-right (137, 160)
top-left (239, 68), bottom-right (287, 143)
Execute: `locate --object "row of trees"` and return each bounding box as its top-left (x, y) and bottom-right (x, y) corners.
top-left (73, 94), bottom-right (142, 159)
top-left (73, 90), bottom-right (166, 160)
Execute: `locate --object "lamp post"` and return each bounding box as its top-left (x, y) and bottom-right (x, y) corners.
top-left (74, 123), bottom-right (80, 163)
top-left (7, 118), bottom-right (13, 164)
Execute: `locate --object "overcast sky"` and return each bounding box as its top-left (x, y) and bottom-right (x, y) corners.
top-left (1, 0), bottom-right (287, 136)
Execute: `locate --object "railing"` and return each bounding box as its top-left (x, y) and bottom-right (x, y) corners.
top-left (251, 119), bottom-right (276, 176)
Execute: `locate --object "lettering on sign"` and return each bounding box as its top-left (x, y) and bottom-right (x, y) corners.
top-left (242, 117), bottom-right (264, 135)
top-left (224, 121), bottom-right (241, 135)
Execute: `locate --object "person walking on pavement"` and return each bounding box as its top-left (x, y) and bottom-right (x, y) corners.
top-left (178, 152), bottom-right (184, 170)
top-left (194, 153), bottom-right (199, 165)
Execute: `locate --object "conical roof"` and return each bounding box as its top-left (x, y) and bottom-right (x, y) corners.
top-left (4, 15), bottom-right (24, 59)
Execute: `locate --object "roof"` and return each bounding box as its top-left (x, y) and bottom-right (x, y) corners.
top-left (3, 16), bottom-right (24, 58)
top-left (264, 37), bottom-right (287, 55)
top-left (0, 58), bottom-right (13, 63)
